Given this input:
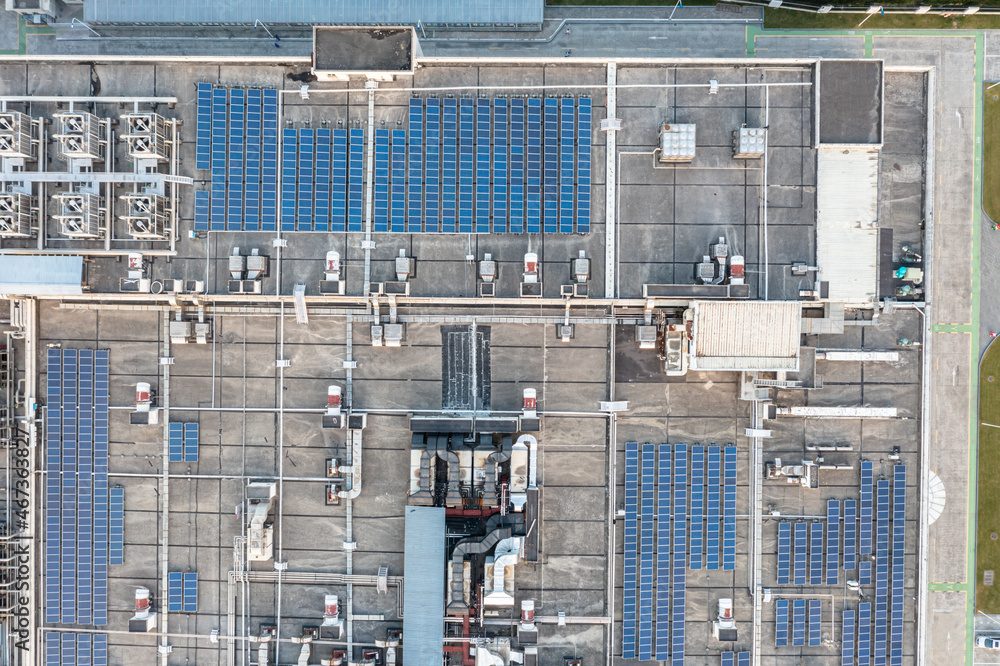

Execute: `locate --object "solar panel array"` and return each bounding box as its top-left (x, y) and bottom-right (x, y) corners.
top-left (45, 349), bottom-right (109, 626)
top-left (874, 479), bottom-right (890, 664)
top-left (792, 599), bottom-right (806, 647)
top-left (844, 498), bottom-right (857, 571)
top-left (195, 85), bottom-right (279, 231)
top-left (775, 599), bottom-right (789, 646)
top-left (622, 442), bottom-right (733, 662)
top-left (843, 609), bottom-right (856, 666)
top-left (826, 500), bottom-right (840, 585)
top-left (168, 422), bottom-right (199, 462)
top-left (168, 572), bottom-right (199, 612)
top-left (809, 522), bottom-right (823, 585)
top-left (109, 486), bottom-right (124, 566)
top-left (890, 466), bottom-right (906, 666)
top-left (706, 446), bottom-right (721, 570)
top-left (776, 522), bottom-right (791, 585)
top-left (858, 602), bottom-right (872, 666)
top-left (808, 599), bottom-right (822, 646)
top-left (860, 460), bottom-right (874, 555)
top-left (722, 652), bottom-right (751, 666)
top-left (45, 632), bottom-right (108, 666)
top-left (689, 446), bottom-right (704, 570)
top-left (722, 446), bottom-right (736, 570)
top-left (793, 522), bottom-right (807, 585)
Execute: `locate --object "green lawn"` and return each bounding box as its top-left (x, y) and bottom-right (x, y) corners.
top-left (765, 7), bottom-right (1000, 28)
top-left (977, 343), bottom-right (1000, 612)
top-left (986, 89), bottom-right (1000, 224)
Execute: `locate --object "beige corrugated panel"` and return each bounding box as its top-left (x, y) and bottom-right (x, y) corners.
top-left (816, 148), bottom-right (880, 304)
top-left (691, 301), bottom-right (801, 371)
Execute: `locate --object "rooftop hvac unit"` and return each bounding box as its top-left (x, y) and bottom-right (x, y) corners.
top-left (52, 112), bottom-right (104, 161)
top-left (658, 123), bottom-right (696, 163)
top-left (0, 192), bottom-right (35, 237)
top-left (120, 193), bottom-right (168, 240)
top-left (733, 127), bottom-right (766, 159)
top-left (0, 111), bottom-right (36, 159)
top-left (122, 113), bottom-right (170, 162)
top-left (53, 192), bottom-right (103, 239)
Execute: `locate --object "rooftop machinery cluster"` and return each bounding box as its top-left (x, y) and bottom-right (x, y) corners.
top-left (0, 102), bottom-right (190, 250)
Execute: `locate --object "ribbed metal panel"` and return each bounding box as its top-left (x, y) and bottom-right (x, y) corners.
top-left (816, 147), bottom-right (880, 304)
top-left (402, 506), bottom-right (446, 665)
top-left (0, 255), bottom-right (83, 296)
top-left (691, 301), bottom-right (801, 371)
top-left (85, 0), bottom-right (543, 26)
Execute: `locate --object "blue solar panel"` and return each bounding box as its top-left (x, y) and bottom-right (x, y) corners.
top-left (425, 100), bottom-right (441, 233)
top-left (184, 422), bottom-right (199, 463)
top-left (475, 99), bottom-right (490, 234)
top-left (374, 129), bottom-right (389, 233)
top-left (810, 522), bottom-right (823, 585)
top-left (737, 652), bottom-right (750, 666)
top-left (526, 98), bottom-right (542, 234)
top-left (543, 98), bottom-right (558, 234)
top-left (777, 522), bottom-right (791, 585)
top-left (860, 559), bottom-right (872, 586)
top-left (94, 350), bottom-right (109, 626)
top-left (391, 130), bottom-right (406, 233)
top-left (458, 99), bottom-right (474, 234)
top-left (721, 653), bottom-right (734, 666)
top-left (622, 441), bottom-right (639, 659)
top-left (559, 98), bottom-right (574, 234)
top-left (348, 129), bottom-right (365, 232)
top-left (331, 129), bottom-right (347, 233)
top-left (45, 351), bottom-right (60, 622)
top-left (706, 446), bottom-right (720, 570)
top-left (844, 498), bottom-right (857, 571)
top-left (314, 128), bottom-right (330, 232)
top-left (794, 522), bottom-right (807, 585)
top-left (169, 422), bottom-right (183, 462)
top-left (809, 599), bottom-right (822, 646)
top-left (281, 128), bottom-right (297, 232)
top-left (442, 99), bottom-right (458, 234)
top-left (244, 89), bottom-right (262, 231)
top-left (61, 632), bottom-right (75, 666)
top-left (46, 632), bottom-right (59, 666)
top-left (210, 87), bottom-right (227, 230)
top-left (298, 128), bottom-right (314, 231)
top-left (858, 602), bottom-right (872, 666)
top-left (409, 99), bottom-right (424, 233)
top-left (61, 350), bottom-right (77, 624)
top-left (196, 83), bottom-right (212, 170)
top-left (860, 460), bottom-right (874, 555)
top-left (827, 500), bottom-right (840, 585)
top-left (875, 478), bottom-right (890, 665)
top-left (672, 444), bottom-right (687, 666)
top-left (261, 89), bottom-right (279, 232)
top-left (510, 99), bottom-right (525, 234)
top-left (227, 89), bottom-right (244, 231)
top-left (655, 444), bottom-right (671, 661)
top-left (689, 445), bottom-right (704, 570)
top-left (109, 486), bottom-right (124, 565)
top-left (843, 609), bottom-right (856, 666)
top-left (492, 99), bottom-right (508, 233)
top-left (638, 442), bottom-right (655, 661)
top-left (891, 466), bottom-right (906, 666)
top-left (184, 572), bottom-right (198, 612)
top-left (78, 351), bottom-right (93, 623)
top-left (775, 599), bottom-right (789, 646)
top-left (194, 190), bottom-right (210, 231)
top-left (169, 572), bottom-right (183, 612)
top-left (792, 599), bottom-right (806, 647)
top-left (576, 98), bottom-right (591, 233)
top-left (723, 446), bottom-right (736, 570)
top-left (76, 634), bottom-right (91, 665)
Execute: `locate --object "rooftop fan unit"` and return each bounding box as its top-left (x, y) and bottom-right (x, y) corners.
top-left (121, 192), bottom-right (168, 240)
top-left (0, 192), bottom-right (34, 237)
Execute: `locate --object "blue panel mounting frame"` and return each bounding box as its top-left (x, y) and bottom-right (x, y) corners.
top-left (458, 98), bottom-right (474, 234)
top-left (109, 486), bottom-right (124, 566)
top-left (441, 99), bottom-right (458, 234)
top-left (509, 98), bottom-right (525, 234)
top-left (638, 442), bottom-right (655, 661)
top-left (689, 445), bottom-right (704, 570)
top-left (706, 446), bottom-right (721, 571)
top-left (280, 128), bottom-right (297, 232)
top-left (775, 599), bottom-right (789, 647)
top-left (314, 128), bottom-right (331, 232)
top-left (168, 572), bottom-right (183, 612)
top-left (655, 444), bottom-right (671, 661)
top-left (391, 130), bottom-right (407, 233)
top-left (45, 632), bottom-right (59, 666)
top-left (890, 465), bottom-right (906, 666)
top-left (543, 98), bottom-right (558, 234)
top-left (168, 422), bottom-right (183, 462)
top-left (777, 522), bottom-right (791, 585)
top-left (622, 441), bottom-right (639, 659)
top-left (858, 602), bottom-right (872, 666)
top-left (874, 478), bottom-right (890, 666)
top-left (196, 83), bottom-right (212, 170)
top-left (843, 609), bottom-right (857, 666)
top-left (492, 99), bottom-right (508, 233)
top-left (526, 98), bottom-right (542, 234)
top-left (408, 99), bottom-right (424, 233)
top-left (721, 653), bottom-right (734, 666)
top-left (93, 349), bottom-right (109, 626)
top-left (844, 498), bottom-right (858, 571)
top-left (297, 128), bottom-right (314, 231)
top-left (261, 89), bottom-right (279, 232)
top-left (227, 89), bottom-right (244, 231)
top-left (860, 460), bottom-right (874, 555)
top-left (183, 572), bottom-right (198, 612)
top-left (210, 87), bottom-right (227, 231)
top-left (60, 633), bottom-right (75, 666)
top-left (373, 129), bottom-right (389, 233)
top-left (723, 446), bottom-right (737, 570)
top-left (794, 522), bottom-right (808, 585)
top-left (737, 652), bottom-right (750, 666)
top-left (809, 599), bottom-right (822, 646)
top-left (425, 99), bottom-right (441, 233)
top-left (348, 129), bottom-right (365, 232)
top-left (558, 97), bottom-right (575, 234)
top-left (576, 97), bottom-right (592, 233)
top-left (827, 500), bottom-right (840, 585)
top-left (244, 88), bottom-right (262, 232)
top-left (792, 599), bottom-right (806, 647)
top-left (183, 422), bottom-right (199, 463)
top-left (810, 522), bottom-right (823, 586)
top-left (475, 98), bottom-right (490, 234)
top-left (331, 129), bottom-right (347, 233)
top-left (671, 444), bottom-right (687, 666)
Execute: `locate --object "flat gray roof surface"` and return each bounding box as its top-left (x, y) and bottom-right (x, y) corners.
top-left (314, 28), bottom-right (411, 72)
top-left (819, 60), bottom-right (883, 144)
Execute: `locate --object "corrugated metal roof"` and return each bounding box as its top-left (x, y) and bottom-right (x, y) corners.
top-left (0, 255), bottom-right (83, 296)
top-left (816, 148), bottom-right (880, 304)
top-left (402, 506), bottom-right (446, 666)
top-left (690, 301), bottom-right (801, 371)
top-left (85, 0), bottom-right (543, 26)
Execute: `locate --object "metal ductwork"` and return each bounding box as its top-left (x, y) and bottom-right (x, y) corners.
top-left (448, 527), bottom-right (513, 614)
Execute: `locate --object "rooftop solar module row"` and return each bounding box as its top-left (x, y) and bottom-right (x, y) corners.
top-left (844, 498), bottom-right (858, 571)
top-left (655, 444), bottom-right (671, 660)
top-left (777, 522), bottom-right (791, 585)
top-left (706, 446), bottom-right (721, 570)
top-left (810, 522), bottom-right (823, 585)
top-left (638, 443), bottom-right (655, 660)
top-left (827, 501), bottom-right (840, 585)
top-left (858, 602), bottom-right (872, 666)
top-left (672, 445), bottom-right (687, 666)
top-left (891, 466), bottom-right (906, 666)
top-left (809, 599), bottom-right (822, 646)
top-left (776, 599), bottom-right (789, 647)
top-left (792, 599), bottom-right (806, 647)
top-left (843, 609), bottom-right (856, 666)
top-left (45, 349), bottom-right (110, 626)
top-left (794, 522), bottom-right (807, 585)
top-left (45, 632), bottom-right (108, 666)
top-left (689, 446), bottom-right (704, 570)
top-left (622, 442), bottom-right (639, 659)
top-left (874, 479), bottom-right (890, 666)
top-left (109, 486), bottom-right (124, 566)
top-left (722, 446), bottom-right (736, 570)
top-left (860, 460), bottom-right (874, 555)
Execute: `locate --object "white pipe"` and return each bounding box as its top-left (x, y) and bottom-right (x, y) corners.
top-left (518, 434), bottom-right (538, 489)
top-left (286, 81), bottom-right (812, 96)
